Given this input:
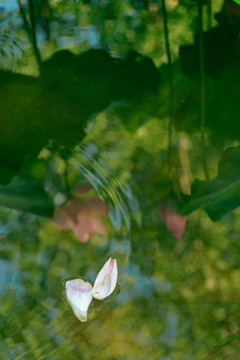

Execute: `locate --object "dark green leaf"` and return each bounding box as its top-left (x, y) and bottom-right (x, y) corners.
top-left (0, 176), bottom-right (54, 217)
top-left (180, 146), bottom-right (240, 221)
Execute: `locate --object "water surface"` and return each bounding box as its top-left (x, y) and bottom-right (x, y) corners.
top-left (1, 0), bottom-right (240, 359)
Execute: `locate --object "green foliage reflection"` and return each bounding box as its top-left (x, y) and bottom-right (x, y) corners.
top-left (0, 0), bottom-right (240, 359)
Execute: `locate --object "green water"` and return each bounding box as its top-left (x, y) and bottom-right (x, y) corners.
top-left (1, 0), bottom-right (240, 359)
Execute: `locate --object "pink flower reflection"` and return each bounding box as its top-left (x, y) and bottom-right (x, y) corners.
top-left (159, 204), bottom-right (186, 240)
top-left (52, 185), bottom-right (108, 243)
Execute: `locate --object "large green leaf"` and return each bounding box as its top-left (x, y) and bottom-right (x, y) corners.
top-left (0, 176), bottom-right (54, 217)
top-left (180, 146), bottom-right (240, 221)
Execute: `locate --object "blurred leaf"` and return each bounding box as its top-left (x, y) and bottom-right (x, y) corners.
top-left (180, 146), bottom-right (240, 221)
top-left (0, 176), bottom-right (53, 217)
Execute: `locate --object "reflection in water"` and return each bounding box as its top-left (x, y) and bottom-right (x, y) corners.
top-left (52, 184), bottom-right (108, 243)
top-left (159, 202), bottom-right (187, 240)
top-left (1, 0), bottom-right (240, 358)
top-left (0, 210), bottom-right (21, 237)
top-left (72, 144), bottom-right (141, 231)
top-left (0, 258), bottom-right (22, 294)
top-left (160, 311), bottom-right (178, 346)
top-left (0, 33), bottom-right (23, 70)
top-left (42, 141), bottom-right (140, 240)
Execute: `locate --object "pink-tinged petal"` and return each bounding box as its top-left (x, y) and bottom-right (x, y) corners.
top-left (159, 205), bottom-right (187, 240)
top-left (92, 258), bottom-right (118, 300)
top-left (65, 279), bottom-right (93, 322)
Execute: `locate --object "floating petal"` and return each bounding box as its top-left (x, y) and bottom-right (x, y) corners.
top-left (65, 278), bottom-right (93, 322)
top-left (92, 258), bottom-right (117, 300)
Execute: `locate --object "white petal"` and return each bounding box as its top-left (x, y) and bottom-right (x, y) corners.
top-left (65, 279), bottom-right (93, 322)
top-left (92, 258), bottom-right (117, 300)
